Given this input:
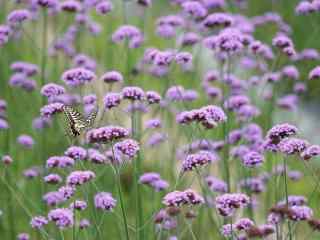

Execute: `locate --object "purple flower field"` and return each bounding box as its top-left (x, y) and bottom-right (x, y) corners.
top-left (1, 0), bottom-right (320, 239)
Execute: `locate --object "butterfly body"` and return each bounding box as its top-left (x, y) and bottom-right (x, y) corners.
top-left (62, 105), bottom-right (97, 138)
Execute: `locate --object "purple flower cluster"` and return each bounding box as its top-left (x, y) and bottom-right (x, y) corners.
top-left (86, 126), bottom-right (129, 143)
top-left (139, 172), bottom-right (169, 191)
top-left (215, 193), bottom-right (250, 216)
top-left (112, 25), bottom-right (143, 48)
top-left (48, 208), bottom-right (74, 229)
top-left (182, 151), bottom-right (218, 172)
top-left (46, 156), bottom-right (75, 168)
top-left (94, 192), bottom-right (117, 211)
top-left (64, 146), bottom-right (87, 160)
top-left (66, 170), bottom-right (95, 186)
top-left (114, 139), bottom-right (140, 159)
top-left (61, 68), bottom-right (96, 87)
top-left (163, 189), bottom-right (204, 207)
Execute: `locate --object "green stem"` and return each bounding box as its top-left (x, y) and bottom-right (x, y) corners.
top-left (283, 157), bottom-right (292, 240)
top-left (115, 167), bottom-right (130, 240)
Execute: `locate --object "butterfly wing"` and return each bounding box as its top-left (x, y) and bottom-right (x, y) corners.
top-left (63, 105), bottom-right (86, 137)
top-left (85, 107), bottom-right (98, 128)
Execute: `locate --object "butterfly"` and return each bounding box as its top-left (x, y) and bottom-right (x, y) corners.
top-left (62, 105), bottom-right (98, 137)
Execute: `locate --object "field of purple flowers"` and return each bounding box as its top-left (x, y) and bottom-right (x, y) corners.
top-left (1, 0), bottom-right (320, 239)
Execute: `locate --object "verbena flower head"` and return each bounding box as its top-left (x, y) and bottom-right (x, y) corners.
top-left (295, 1), bottom-right (315, 15)
top-left (86, 126), bottom-right (129, 143)
top-left (11, 62), bottom-right (39, 76)
top-left (88, 148), bottom-right (107, 164)
top-left (114, 139), bottom-right (139, 159)
top-left (288, 206), bottom-right (313, 221)
top-left (145, 118), bottom-right (162, 129)
top-left (277, 94), bottom-right (299, 111)
top-left (17, 233), bottom-right (30, 240)
top-left (282, 65), bottom-right (299, 80)
top-left (58, 185), bottom-right (75, 200)
top-left (65, 146), bottom-right (87, 160)
top-left (35, 0), bottom-right (59, 8)
top-left (44, 174), bottom-right (62, 184)
top-left (163, 189), bottom-right (204, 207)
top-left (301, 145), bottom-right (320, 160)
top-left (266, 123), bottom-right (298, 144)
top-left (239, 177), bottom-right (265, 193)
top-left (0, 119), bottom-right (9, 130)
top-left (100, 71), bottom-right (123, 83)
top-left (48, 208), bottom-right (74, 229)
top-left (43, 191), bottom-right (64, 206)
top-left (224, 95), bottom-right (250, 111)
top-left (112, 25), bottom-right (143, 48)
top-left (60, 0), bottom-right (82, 12)
top-left (96, 1), bottom-right (113, 15)
top-left (40, 103), bottom-right (64, 118)
top-left (66, 170), bottom-right (95, 186)
top-left (2, 155), bottom-right (13, 165)
top-left (46, 156), bottom-right (75, 168)
top-left (23, 167), bottom-right (40, 179)
top-left (70, 200), bottom-right (87, 211)
top-left (41, 83), bottom-right (66, 98)
top-left (30, 216), bottom-right (48, 229)
top-left (146, 91), bottom-right (162, 104)
top-left (104, 93), bottom-right (122, 109)
top-left (62, 68), bottom-right (96, 87)
top-left (7, 9), bottom-right (31, 25)
top-left (235, 218), bottom-right (255, 231)
top-left (278, 138), bottom-right (309, 155)
top-left (206, 176), bottom-right (227, 193)
top-left (94, 192), bottom-right (116, 211)
top-left (121, 86), bottom-right (145, 101)
top-left (309, 66), bottom-right (320, 80)
top-left (181, 1), bottom-right (207, 19)
top-left (79, 219), bottom-right (90, 229)
top-left (202, 13), bottom-right (233, 29)
top-left (182, 151), bottom-right (218, 171)
top-left (17, 135), bottom-right (34, 149)
top-left (215, 193), bottom-right (250, 216)
top-left (241, 151), bottom-right (264, 168)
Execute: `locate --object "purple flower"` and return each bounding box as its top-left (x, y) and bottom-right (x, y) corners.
top-left (288, 170), bottom-right (303, 181)
top-left (17, 233), bottom-right (30, 240)
top-left (294, 82), bottom-right (307, 94)
top-left (239, 178), bottom-right (265, 193)
top-left (150, 179), bottom-right (169, 191)
top-left (163, 189), bottom-right (204, 207)
top-left (66, 170), bottom-right (95, 186)
top-left (147, 132), bottom-right (168, 147)
top-left (282, 65), bottom-right (299, 80)
top-left (88, 148), bottom-right (107, 164)
top-left (58, 185), bottom-right (75, 199)
top-left (43, 191), bottom-right (64, 206)
top-left (178, 32), bottom-right (200, 47)
top-left (65, 146), bottom-right (87, 160)
top-left (266, 123), bottom-right (298, 144)
top-left (277, 94), bottom-right (298, 111)
top-left (104, 93), bottom-right (122, 109)
top-left (62, 68), bottom-right (96, 87)
top-left (7, 9), bottom-right (31, 25)
top-left (139, 172), bottom-right (160, 184)
top-left (11, 62), bottom-right (39, 76)
top-left (46, 156), bottom-right (75, 168)
top-left (86, 126), bottom-right (129, 143)
top-left (221, 224), bottom-right (233, 237)
top-left (122, 86), bottom-right (145, 101)
top-left (70, 200), bottom-right (87, 211)
top-left (60, 0), bottom-right (82, 12)
top-left (44, 174), bottom-right (62, 184)
top-left (23, 167), bottom-right (40, 179)
top-left (215, 193), bottom-right (250, 216)
top-left (145, 119), bottom-right (162, 129)
top-left (96, 1), bottom-right (113, 15)
top-left (114, 139), bottom-right (139, 159)
top-left (48, 208), bottom-right (74, 229)
top-left (242, 151), bottom-right (264, 168)
top-left (2, 155), bottom-right (13, 165)
top-left (182, 1), bottom-right (207, 19)
top-left (206, 176), bottom-right (227, 193)
top-left (79, 219), bottom-right (90, 229)
top-left (41, 83), bottom-right (65, 98)
top-left (146, 91), bottom-right (161, 104)
top-left (309, 66), bottom-right (320, 80)
top-left (156, 24), bottom-right (176, 39)
top-left (83, 94), bottom-right (97, 105)
top-left (35, 0), bottom-right (58, 8)
top-left (235, 218), bottom-right (254, 231)
top-left (0, 119), bottom-right (9, 130)
top-left (182, 151), bottom-right (218, 171)
top-left (40, 103), bottom-right (64, 118)
top-left (94, 192), bottom-right (117, 211)
top-left (112, 25), bottom-right (143, 48)
top-left (278, 138), bottom-right (309, 155)
top-left (202, 13), bottom-right (233, 29)
top-left (299, 48), bottom-right (319, 60)
top-left (100, 71), bottom-right (123, 83)
top-left (289, 206), bottom-right (313, 221)
top-left (224, 95), bottom-right (250, 111)
top-left (30, 216), bottom-right (48, 229)
top-left (301, 145), bottom-right (320, 160)
top-left (17, 135), bottom-right (34, 149)
top-left (166, 85), bottom-right (184, 101)
top-left (295, 1), bottom-right (315, 15)
top-left (196, 105), bottom-right (227, 128)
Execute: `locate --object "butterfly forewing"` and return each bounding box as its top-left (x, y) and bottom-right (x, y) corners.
top-left (62, 105), bottom-right (87, 137)
top-left (86, 107), bottom-right (98, 127)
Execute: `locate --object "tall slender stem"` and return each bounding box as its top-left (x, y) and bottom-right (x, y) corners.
top-left (283, 157), bottom-right (293, 240)
top-left (115, 167), bottom-right (130, 240)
